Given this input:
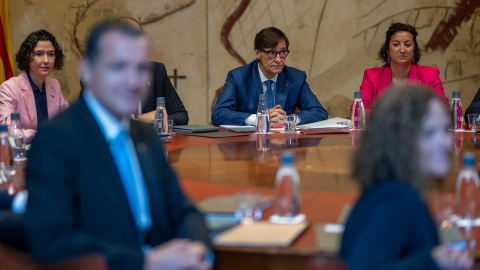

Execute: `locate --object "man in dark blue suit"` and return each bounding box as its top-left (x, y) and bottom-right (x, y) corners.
top-left (211, 27), bottom-right (328, 126)
top-left (25, 21), bottom-right (210, 270)
top-left (0, 190), bottom-right (28, 252)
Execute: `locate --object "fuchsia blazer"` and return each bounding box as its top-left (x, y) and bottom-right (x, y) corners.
top-left (0, 71), bottom-right (69, 143)
top-left (359, 63), bottom-right (448, 113)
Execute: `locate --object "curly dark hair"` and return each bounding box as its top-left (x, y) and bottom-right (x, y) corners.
top-left (254, 27), bottom-right (290, 52)
top-left (352, 85), bottom-right (445, 191)
top-left (378, 23), bottom-right (421, 64)
top-left (15, 29), bottom-right (64, 71)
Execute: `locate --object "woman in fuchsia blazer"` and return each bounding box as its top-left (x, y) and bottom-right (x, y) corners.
top-left (359, 23), bottom-right (448, 114)
top-left (0, 30), bottom-right (69, 143)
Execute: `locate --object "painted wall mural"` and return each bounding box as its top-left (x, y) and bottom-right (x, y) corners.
top-left (8, 0), bottom-right (480, 124)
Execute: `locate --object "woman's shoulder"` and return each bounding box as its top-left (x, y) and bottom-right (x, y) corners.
top-left (413, 63), bottom-right (440, 74)
top-left (362, 180), bottom-right (422, 206)
top-left (363, 64), bottom-right (388, 76)
top-left (0, 72), bottom-right (27, 91)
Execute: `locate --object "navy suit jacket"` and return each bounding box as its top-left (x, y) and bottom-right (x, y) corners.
top-left (25, 97), bottom-right (209, 270)
top-left (0, 190), bottom-right (27, 252)
top-left (340, 180), bottom-right (439, 270)
top-left (211, 60), bottom-right (328, 125)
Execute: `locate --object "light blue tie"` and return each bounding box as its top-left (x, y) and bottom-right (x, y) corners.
top-left (265, 80), bottom-right (274, 109)
top-left (111, 130), bottom-right (151, 244)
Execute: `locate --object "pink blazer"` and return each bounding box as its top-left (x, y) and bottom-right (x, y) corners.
top-left (359, 63), bottom-right (448, 113)
top-left (0, 71), bottom-right (69, 143)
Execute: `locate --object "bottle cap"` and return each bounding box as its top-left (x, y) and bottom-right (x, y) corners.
top-left (0, 124), bottom-right (7, 132)
top-left (157, 97), bottom-right (165, 104)
top-left (281, 151), bottom-right (295, 165)
top-left (462, 152), bottom-right (476, 166)
top-left (259, 94), bottom-right (267, 101)
top-left (11, 113), bottom-right (20, 120)
top-left (452, 91), bottom-right (461, 98)
top-left (354, 92), bottom-right (362, 98)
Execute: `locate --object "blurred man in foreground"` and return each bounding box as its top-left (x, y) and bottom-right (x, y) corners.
top-left (25, 21), bottom-right (211, 270)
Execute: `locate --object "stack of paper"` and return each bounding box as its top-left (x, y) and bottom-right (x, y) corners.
top-left (297, 117), bottom-right (351, 134)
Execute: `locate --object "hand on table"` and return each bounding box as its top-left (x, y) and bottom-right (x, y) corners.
top-left (432, 243), bottom-right (473, 270)
top-left (144, 239), bottom-right (211, 270)
top-left (269, 105), bottom-right (286, 126)
top-left (137, 111), bottom-right (155, 124)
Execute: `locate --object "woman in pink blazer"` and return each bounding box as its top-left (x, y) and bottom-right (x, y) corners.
top-left (0, 30), bottom-right (69, 143)
top-left (359, 23), bottom-right (448, 113)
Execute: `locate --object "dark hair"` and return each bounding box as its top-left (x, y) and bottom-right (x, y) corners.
top-left (254, 27), bottom-right (290, 52)
top-left (84, 20), bottom-right (142, 63)
top-left (378, 23), bottom-right (421, 64)
top-left (117, 17), bottom-right (143, 34)
top-left (352, 85), bottom-right (444, 190)
top-left (15, 29), bottom-right (64, 71)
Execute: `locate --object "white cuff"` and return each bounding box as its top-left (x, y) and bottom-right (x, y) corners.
top-left (245, 114), bottom-right (257, 126)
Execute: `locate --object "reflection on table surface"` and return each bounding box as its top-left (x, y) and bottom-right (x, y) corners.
top-left (167, 130), bottom-right (480, 193)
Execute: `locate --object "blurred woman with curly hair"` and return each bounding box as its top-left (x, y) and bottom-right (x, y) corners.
top-left (0, 29), bottom-right (69, 143)
top-left (340, 84), bottom-right (472, 269)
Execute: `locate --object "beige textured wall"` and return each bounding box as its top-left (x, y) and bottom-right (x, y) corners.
top-left (7, 0), bottom-right (480, 124)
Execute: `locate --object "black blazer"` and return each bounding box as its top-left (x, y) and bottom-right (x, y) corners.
top-left (143, 62), bottom-right (189, 125)
top-left (25, 97), bottom-right (208, 269)
top-left (79, 61), bottom-right (189, 125)
top-left (464, 87), bottom-right (480, 123)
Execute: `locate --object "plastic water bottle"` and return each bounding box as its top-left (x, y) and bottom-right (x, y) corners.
top-left (274, 152), bottom-right (300, 217)
top-left (0, 124), bottom-right (11, 187)
top-left (450, 91), bottom-right (463, 130)
top-left (9, 113), bottom-right (26, 164)
top-left (454, 153), bottom-right (480, 229)
top-left (256, 94), bottom-right (270, 134)
top-left (154, 97), bottom-right (168, 136)
top-left (351, 92), bottom-right (365, 130)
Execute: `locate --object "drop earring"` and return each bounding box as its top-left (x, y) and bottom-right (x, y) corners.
top-left (411, 57), bottom-right (415, 63)
top-left (387, 55), bottom-right (391, 63)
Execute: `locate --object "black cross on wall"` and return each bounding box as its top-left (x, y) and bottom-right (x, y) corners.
top-left (168, 69), bottom-right (186, 88)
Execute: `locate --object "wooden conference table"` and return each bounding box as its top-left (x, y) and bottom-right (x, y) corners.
top-left (164, 129), bottom-right (480, 270)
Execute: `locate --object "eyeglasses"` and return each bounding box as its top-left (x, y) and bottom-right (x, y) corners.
top-left (261, 49), bottom-right (289, 59)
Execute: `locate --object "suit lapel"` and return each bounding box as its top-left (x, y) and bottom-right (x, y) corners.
top-left (45, 78), bottom-right (57, 119)
top-left (76, 97), bottom-right (139, 232)
top-left (248, 61), bottom-right (263, 109)
top-left (408, 64), bottom-right (422, 84)
top-left (19, 72), bottom-right (37, 128)
top-left (275, 71), bottom-right (288, 108)
top-left (130, 122), bottom-right (167, 244)
top-left (378, 64), bottom-right (392, 93)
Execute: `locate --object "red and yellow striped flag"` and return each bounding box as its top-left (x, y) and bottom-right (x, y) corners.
top-left (0, 0), bottom-right (13, 83)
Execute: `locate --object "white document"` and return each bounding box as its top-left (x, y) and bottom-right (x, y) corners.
top-left (297, 117), bottom-right (351, 130)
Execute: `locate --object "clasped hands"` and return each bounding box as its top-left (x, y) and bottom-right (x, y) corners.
top-left (268, 105), bottom-right (287, 126)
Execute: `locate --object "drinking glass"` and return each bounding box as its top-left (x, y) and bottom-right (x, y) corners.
top-left (284, 114), bottom-right (298, 133)
top-left (235, 192), bottom-right (262, 225)
top-left (167, 120), bottom-right (173, 135)
top-left (467, 114), bottom-right (480, 131)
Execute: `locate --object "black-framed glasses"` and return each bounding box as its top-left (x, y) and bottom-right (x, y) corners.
top-left (261, 49), bottom-right (289, 59)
